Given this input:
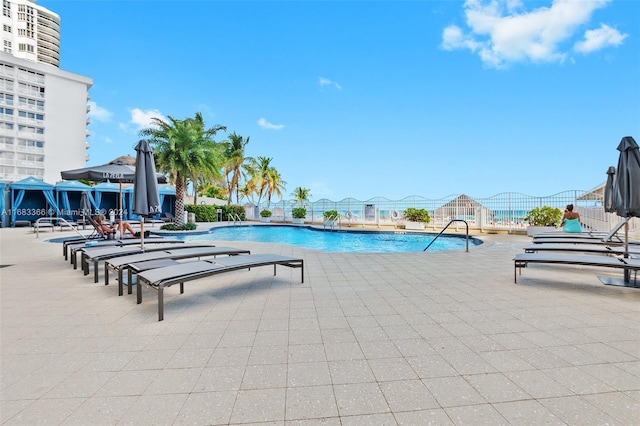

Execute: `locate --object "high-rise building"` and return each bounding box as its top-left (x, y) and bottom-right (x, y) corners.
top-left (0, 0), bottom-right (92, 184)
top-left (1, 0), bottom-right (60, 67)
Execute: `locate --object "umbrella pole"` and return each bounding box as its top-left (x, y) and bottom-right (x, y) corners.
top-left (118, 181), bottom-right (123, 236)
top-left (624, 221), bottom-right (630, 283)
top-left (140, 218), bottom-right (145, 251)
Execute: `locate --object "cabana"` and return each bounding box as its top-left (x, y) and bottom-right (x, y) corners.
top-left (9, 176), bottom-right (58, 226)
top-left (92, 181), bottom-right (125, 219)
top-left (126, 185), bottom-right (175, 221)
top-left (0, 181), bottom-right (8, 227)
top-left (55, 180), bottom-right (98, 220)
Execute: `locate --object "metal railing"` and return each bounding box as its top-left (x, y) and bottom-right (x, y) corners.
top-left (34, 217), bottom-right (84, 239)
top-left (245, 190), bottom-right (639, 236)
top-left (228, 213), bottom-right (243, 225)
top-left (424, 220), bottom-right (469, 252)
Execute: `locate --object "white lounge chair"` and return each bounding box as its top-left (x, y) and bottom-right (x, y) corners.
top-left (136, 254), bottom-right (304, 321)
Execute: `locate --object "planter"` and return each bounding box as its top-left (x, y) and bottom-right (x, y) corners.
top-left (260, 217), bottom-right (271, 223)
top-left (405, 221), bottom-right (425, 230)
top-left (292, 218), bottom-right (305, 224)
top-left (527, 226), bottom-right (556, 237)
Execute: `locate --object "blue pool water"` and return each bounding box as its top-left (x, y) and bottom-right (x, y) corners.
top-left (176, 225), bottom-right (481, 253)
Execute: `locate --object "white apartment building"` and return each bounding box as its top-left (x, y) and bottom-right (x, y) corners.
top-left (0, 0), bottom-right (92, 184)
top-left (2, 0), bottom-right (60, 67)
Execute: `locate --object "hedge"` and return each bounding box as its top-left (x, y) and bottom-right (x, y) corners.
top-left (184, 204), bottom-right (246, 222)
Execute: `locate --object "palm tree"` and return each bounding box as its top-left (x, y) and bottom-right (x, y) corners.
top-left (265, 168), bottom-right (287, 208)
top-left (223, 132), bottom-right (252, 205)
top-left (140, 112), bottom-right (226, 225)
top-left (247, 156), bottom-right (273, 207)
top-left (291, 187), bottom-right (311, 207)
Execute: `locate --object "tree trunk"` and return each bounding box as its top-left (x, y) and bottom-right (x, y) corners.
top-left (175, 176), bottom-right (186, 225)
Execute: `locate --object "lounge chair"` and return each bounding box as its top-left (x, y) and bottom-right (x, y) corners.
top-left (80, 242), bottom-right (210, 283)
top-left (103, 246), bottom-right (251, 295)
top-left (68, 237), bottom-right (181, 266)
top-left (532, 219), bottom-right (633, 245)
top-left (513, 252), bottom-right (640, 285)
top-left (136, 254), bottom-right (304, 321)
top-left (523, 243), bottom-right (640, 256)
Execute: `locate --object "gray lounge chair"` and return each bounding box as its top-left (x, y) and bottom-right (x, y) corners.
top-left (103, 246), bottom-right (251, 295)
top-left (69, 237), bottom-right (181, 266)
top-left (513, 252), bottom-right (640, 285)
top-left (523, 243), bottom-right (640, 256)
top-left (532, 219), bottom-right (633, 245)
top-left (136, 254), bottom-right (304, 321)
top-left (81, 242), bottom-right (210, 283)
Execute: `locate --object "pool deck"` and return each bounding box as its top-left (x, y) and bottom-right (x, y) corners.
top-left (1, 223), bottom-right (639, 425)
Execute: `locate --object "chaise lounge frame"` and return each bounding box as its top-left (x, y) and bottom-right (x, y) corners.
top-left (513, 252), bottom-right (640, 286)
top-left (103, 246), bottom-right (251, 295)
top-left (136, 254), bottom-right (304, 321)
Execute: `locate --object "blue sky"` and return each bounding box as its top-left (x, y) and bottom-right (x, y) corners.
top-left (42, 0), bottom-right (639, 201)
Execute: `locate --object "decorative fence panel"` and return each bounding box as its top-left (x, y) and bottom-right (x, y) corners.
top-left (247, 190), bottom-right (639, 235)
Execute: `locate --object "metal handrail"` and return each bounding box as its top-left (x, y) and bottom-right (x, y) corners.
top-left (423, 219), bottom-right (469, 252)
top-left (34, 217), bottom-right (84, 239)
top-left (323, 214), bottom-right (339, 231)
top-left (228, 213), bottom-right (243, 225)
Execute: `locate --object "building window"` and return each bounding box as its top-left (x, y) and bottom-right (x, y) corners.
top-left (17, 124), bottom-right (43, 135)
top-left (3, 24), bottom-right (11, 33)
top-left (0, 93), bottom-right (13, 105)
top-left (0, 107), bottom-right (13, 115)
top-left (0, 77), bottom-right (14, 91)
top-left (2, 0), bottom-right (10, 18)
top-left (18, 43), bottom-right (34, 53)
top-left (0, 121), bottom-right (13, 130)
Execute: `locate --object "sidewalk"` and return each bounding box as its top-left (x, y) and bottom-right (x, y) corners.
top-left (1, 226), bottom-right (638, 425)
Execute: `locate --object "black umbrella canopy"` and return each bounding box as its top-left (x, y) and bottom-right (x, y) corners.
top-left (60, 160), bottom-right (167, 184)
top-left (604, 166), bottom-right (616, 213)
top-left (133, 140), bottom-right (162, 217)
top-left (614, 136), bottom-right (640, 218)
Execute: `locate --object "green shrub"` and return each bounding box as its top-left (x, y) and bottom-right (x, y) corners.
top-left (525, 206), bottom-right (562, 227)
top-left (292, 207), bottom-right (307, 219)
top-left (184, 204), bottom-right (246, 222)
top-left (323, 210), bottom-right (339, 221)
top-left (160, 222), bottom-right (197, 231)
top-left (260, 209), bottom-right (272, 218)
top-left (404, 207), bottom-right (431, 223)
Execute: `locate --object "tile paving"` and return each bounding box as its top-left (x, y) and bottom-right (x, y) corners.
top-left (1, 225), bottom-right (639, 425)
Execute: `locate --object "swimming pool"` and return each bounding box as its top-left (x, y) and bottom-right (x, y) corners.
top-left (176, 225), bottom-right (481, 253)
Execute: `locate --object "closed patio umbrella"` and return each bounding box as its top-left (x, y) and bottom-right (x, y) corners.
top-left (614, 136), bottom-right (640, 218)
top-left (602, 136), bottom-right (640, 287)
top-left (133, 140), bottom-right (162, 249)
top-left (603, 166), bottom-right (616, 213)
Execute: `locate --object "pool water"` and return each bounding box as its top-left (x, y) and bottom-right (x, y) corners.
top-left (178, 225), bottom-right (480, 253)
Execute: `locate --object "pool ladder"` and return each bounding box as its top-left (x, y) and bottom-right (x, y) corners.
top-left (423, 219), bottom-right (469, 252)
top-left (229, 213), bottom-right (243, 225)
top-left (323, 213), bottom-right (340, 231)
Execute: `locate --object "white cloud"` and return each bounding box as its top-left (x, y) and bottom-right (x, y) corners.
top-left (319, 77), bottom-right (342, 90)
top-left (441, 0), bottom-right (621, 68)
top-left (574, 23), bottom-right (628, 53)
top-left (130, 108), bottom-right (165, 129)
top-left (257, 118), bottom-right (285, 130)
top-left (87, 101), bottom-right (111, 121)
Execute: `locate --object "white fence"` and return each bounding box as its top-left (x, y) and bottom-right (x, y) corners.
top-left (248, 190), bottom-right (639, 235)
